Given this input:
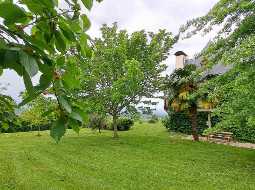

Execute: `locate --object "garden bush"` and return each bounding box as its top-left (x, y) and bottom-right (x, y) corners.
top-left (148, 115), bottom-right (159, 123)
top-left (87, 114), bottom-right (107, 131)
top-left (109, 117), bottom-right (134, 131)
top-left (0, 122), bottom-right (51, 133)
top-left (0, 95), bottom-right (21, 133)
top-left (164, 110), bottom-right (255, 142)
top-left (162, 111), bottom-right (219, 135)
top-left (203, 121), bottom-right (255, 143)
top-left (223, 124), bottom-right (255, 143)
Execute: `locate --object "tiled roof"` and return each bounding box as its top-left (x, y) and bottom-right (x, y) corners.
top-left (185, 58), bottom-right (232, 78)
top-left (174, 51), bottom-right (187, 56)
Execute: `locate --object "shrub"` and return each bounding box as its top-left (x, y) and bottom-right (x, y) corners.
top-left (148, 115), bottom-right (159, 123)
top-left (0, 95), bottom-right (21, 133)
top-left (223, 125), bottom-right (255, 143)
top-left (138, 119), bottom-right (144, 124)
top-left (0, 121), bottom-right (52, 133)
top-left (163, 109), bottom-right (255, 142)
top-left (202, 118), bottom-right (255, 143)
top-left (110, 117), bottom-right (134, 131)
top-left (87, 114), bottom-right (107, 132)
top-left (162, 111), bottom-right (219, 135)
top-left (202, 126), bottom-right (221, 136)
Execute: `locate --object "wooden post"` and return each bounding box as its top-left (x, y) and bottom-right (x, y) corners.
top-left (208, 112), bottom-right (212, 128)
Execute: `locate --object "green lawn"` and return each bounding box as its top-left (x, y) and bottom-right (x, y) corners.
top-left (0, 122), bottom-right (254, 190)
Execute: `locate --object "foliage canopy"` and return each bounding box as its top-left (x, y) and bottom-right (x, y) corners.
top-left (77, 23), bottom-right (174, 137)
top-left (0, 0), bottom-right (101, 142)
top-left (179, 0), bottom-right (255, 138)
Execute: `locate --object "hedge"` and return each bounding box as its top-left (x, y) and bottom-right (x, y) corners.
top-left (163, 111), bottom-right (255, 142)
top-left (0, 122), bottom-right (52, 133)
top-left (162, 111), bottom-right (219, 135)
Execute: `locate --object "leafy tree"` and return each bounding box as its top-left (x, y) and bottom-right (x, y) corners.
top-left (0, 0), bottom-right (101, 142)
top-left (87, 113), bottom-right (107, 133)
top-left (164, 64), bottom-right (200, 141)
top-left (179, 0), bottom-right (255, 137)
top-left (77, 23), bottom-right (174, 137)
top-left (0, 83), bottom-right (19, 132)
top-left (0, 94), bottom-right (18, 132)
top-left (19, 95), bottom-right (58, 136)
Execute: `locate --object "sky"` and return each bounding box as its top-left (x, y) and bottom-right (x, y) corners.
top-left (0, 0), bottom-right (219, 114)
top-left (87, 0), bottom-right (219, 72)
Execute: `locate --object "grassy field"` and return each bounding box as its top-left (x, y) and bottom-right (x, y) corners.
top-left (0, 122), bottom-right (254, 190)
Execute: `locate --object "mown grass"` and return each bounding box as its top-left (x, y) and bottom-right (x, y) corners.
top-left (0, 122), bottom-right (254, 190)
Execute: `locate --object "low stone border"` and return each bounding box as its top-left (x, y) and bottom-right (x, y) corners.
top-left (183, 136), bottom-right (255, 150)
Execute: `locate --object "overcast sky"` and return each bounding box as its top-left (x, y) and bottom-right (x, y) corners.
top-left (0, 0), bottom-right (219, 102)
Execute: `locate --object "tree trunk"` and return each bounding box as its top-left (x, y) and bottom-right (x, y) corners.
top-left (37, 125), bottom-right (41, 136)
top-left (112, 115), bottom-right (118, 138)
top-left (189, 106), bottom-right (199, 141)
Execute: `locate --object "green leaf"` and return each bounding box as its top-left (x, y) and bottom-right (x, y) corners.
top-left (53, 0), bottom-right (58, 6)
top-left (70, 111), bottom-right (83, 123)
top-left (0, 95), bottom-right (13, 110)
top-left (68, 119), bottom-right (80, 134)
top-left (81, 14), bottom-right (91, 31)
top-left (0, 2), bottom-right (27, 25)
top-left (21, 0), bottom-right (44, 14)
top-left (3, 50), bottom-right (24, 76)
top-left (56, 56), bottom-right (65, 67)
top-left (62, 62), bottom-right (81, 89)
top-left (18, 92), bottom-right (40, 107)
top-left (40, 0), bottom-right (55, 8)
top-left (29, 32), bottom-right (50, 52)
top-left (19, 51), bottom-right (39, 77)
top-left (73, 108), bottom-right (89, 124)
top-left (0, 39), bottom-right (7, 49)
top-left (59, 20), bottom-right (76, 41)
top-left (41, 108), bottom-right (55, 117)
top-left (37, 73), bottom-right (53, 90)
top-left (66, 19), bottom-right (82, 33)
top-left (2, 122), bottom-right (9, 130)
top-left (55, 31), bottom-right (66, 53)
top-left (23, 71), bottom-right (34, 95)
top-left (38, 61), bottom-right (52, 73)
top-left (58, 96), bottom-right (72, 113)
top-left (62, 74), bottom-right (81, 89)
top-left (50, 118), bottom-right (66, 143)
top-left (80, 33), bottom-right (88, 44)
top-left (85, 48), bottom-right (92, 58)
top-left (81, 0), bottom-right (93, 10)
top-left (21, 0), bottom-right (55, 14)
top-left (79, 33), bottom-right (89, 57)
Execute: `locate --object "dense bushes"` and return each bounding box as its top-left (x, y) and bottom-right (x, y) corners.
top-left (0, 123), bottom-right (51, 133)
top-left (0, 115), bottom-right (53, 133)
top-left (222, 125), bottom-right (255, 143)
top-left (203, 121), bottom-right (255, 143)
top-left (163, 110), bottom-right (255, 142)
top-left (0, 95), bottom-right (57, 134)
top-left (87, 116), bottom-right (134, 131)
top-left (0, 116), bottom-right (21, 133)
top-left (148, 115), bottom-right (159, 123)
top-left (110, 117), bottom-right (134, 131)
top-left (87, 114), bottom-right (107, 131)
top-left (162, 111), bottom-right (218, 135)
top-left (0, 95), bottom-right (20, 133)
